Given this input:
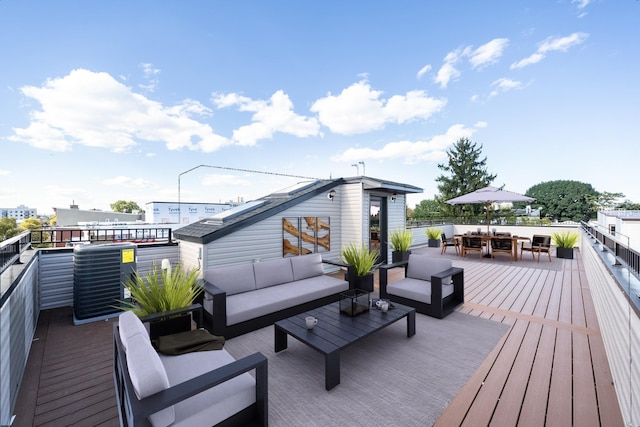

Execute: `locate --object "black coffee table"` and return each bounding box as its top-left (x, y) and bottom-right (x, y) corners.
top-left (274, 301), bottom-right (416, 390)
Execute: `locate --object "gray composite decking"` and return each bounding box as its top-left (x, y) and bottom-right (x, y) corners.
top-left (12, 251), bottom-right (624, 426)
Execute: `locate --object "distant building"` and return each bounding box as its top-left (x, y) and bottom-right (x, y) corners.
top-left (0, 205), bottom-right (37, 221)
top-left (145, 201), bottom-right (232, 225)
top-left (597, 209), bottom-right (640, 251)
top-left (53, 204), bottom-right (144, 227)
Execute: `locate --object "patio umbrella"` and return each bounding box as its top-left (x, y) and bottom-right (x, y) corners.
top-left (445, 186), bottom-right (535, 234)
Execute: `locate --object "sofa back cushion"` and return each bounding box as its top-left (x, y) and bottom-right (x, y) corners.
top-left (406, 255), bottom-right (452, 284)
top-left (254, 258), bottom-right (294, 289)
top-left (126, 333), bottom-right (175, 427)
top-left (118, 311), bottom-right (149, 352)
top-left (204, 264), bottom-right (256, 296)
top-left (290, 253), bottom-right (324, 281)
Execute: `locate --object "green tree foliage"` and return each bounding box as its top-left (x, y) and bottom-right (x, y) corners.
top-left (525, 180), bottom-right (599, 222)
top-left (617, 200), bottom-right (640, 210)
top-left (435, 137), bottom-right (496, 217)
top-left (0, 217), bottom-right (19, 241)
top-left (19, 218), bottom-right (51, 248)
top-left (411, 199), bottom-right (441, 219)
top-left (111, 200), bottom-right (142, 213)
top-left (19, 217), bottom-right (42, 231)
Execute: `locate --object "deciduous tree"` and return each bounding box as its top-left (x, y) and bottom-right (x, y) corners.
top-left (525, 180), bottom-right (599, 222)
top-left (111, 200), bottom-right (142, 213)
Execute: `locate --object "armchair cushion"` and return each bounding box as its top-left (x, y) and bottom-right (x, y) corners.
top-left (126, 332), bottom-right (175, 427)
top-left (254, 257), bottom-right (294, 289)
top-left (204, 264), bottom-right (256, 296)
top-left (387, 277), bottom-right (454, 304)
top-left (118, 310), bottom-right (149, 352)
top-left (290, 253), bottom-right (324, 281)
top-left (406, 255), bottom-right (452, 285)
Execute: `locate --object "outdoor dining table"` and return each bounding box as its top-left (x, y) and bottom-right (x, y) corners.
top-left (455, 234), bottom-right (531, 261)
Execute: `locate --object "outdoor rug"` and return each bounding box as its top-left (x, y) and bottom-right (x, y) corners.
top-left (224, 311), bottom-right (510, 427)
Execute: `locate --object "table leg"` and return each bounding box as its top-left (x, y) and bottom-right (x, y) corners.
top-left (274, 325), bottom-right (288, 352)
top-left (406, 311), bottom-right (416, 337)
top-left (325, 350), bottom-right (340, 390)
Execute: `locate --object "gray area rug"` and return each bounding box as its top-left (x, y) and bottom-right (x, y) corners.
top-left (224, 311), bottom-right (509, 427)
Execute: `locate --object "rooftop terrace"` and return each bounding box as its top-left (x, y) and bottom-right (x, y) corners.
top-left (8, 244), bottom-right (629, 426)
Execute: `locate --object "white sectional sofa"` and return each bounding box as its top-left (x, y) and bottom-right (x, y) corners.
top-left (200, 253), bottom-right (349, 338)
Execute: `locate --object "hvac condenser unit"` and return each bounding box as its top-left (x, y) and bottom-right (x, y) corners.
top-left (73, 243), bottom-right (136, 325)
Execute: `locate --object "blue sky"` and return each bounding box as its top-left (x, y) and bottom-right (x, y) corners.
top-left (1, 1), bottom-right (639, 216)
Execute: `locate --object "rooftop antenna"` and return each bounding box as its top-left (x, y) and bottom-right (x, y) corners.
top-left (351, 163), bottom-right (360, 176)
top-left (358, 161), bottom-right (365, 176)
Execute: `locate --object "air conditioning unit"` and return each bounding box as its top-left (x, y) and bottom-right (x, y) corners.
top-left (73, 243), bottom-right (136, 325)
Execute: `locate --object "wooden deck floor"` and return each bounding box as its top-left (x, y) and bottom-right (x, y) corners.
top-left (12, 251), bottom-right (624, 426)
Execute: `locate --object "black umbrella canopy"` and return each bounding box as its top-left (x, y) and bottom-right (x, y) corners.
top-left (445, 186), bottom-right (535, 233)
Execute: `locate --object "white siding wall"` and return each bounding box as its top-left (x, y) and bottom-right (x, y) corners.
top-left (581, 235), bottom-right (640, 425)
top-left (340, 183), bottom-right (364, 248)
top-left (203, 191), bottom-right (344, 269)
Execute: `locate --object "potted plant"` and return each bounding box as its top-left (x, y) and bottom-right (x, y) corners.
top-left (426, 227), bottom-right (442, 248)
top-left (552, 231), bottom-right (579, 259)
top-left (389, 228), bottom-right (413, 263)
top-left (121, 260), bottom-right (202, 339)
top-left (340, 242), bottom-right (381, 292)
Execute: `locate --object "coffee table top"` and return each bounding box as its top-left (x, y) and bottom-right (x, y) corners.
top-left (274, 301), bottom-right (415, 355)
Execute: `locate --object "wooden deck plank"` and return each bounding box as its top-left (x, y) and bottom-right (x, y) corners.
top-left (573, 331), bottom-right (600, 426)
top-left (589, 333), bottom-right (626, 426)
top-left (491, 321), bottom-right (542, 424)
top-left (461, 319), bottom-right (529, 426)
top-left (546, 327), bottom-right (573, 425)
top-left (519, 324), bottom-right (556, 426)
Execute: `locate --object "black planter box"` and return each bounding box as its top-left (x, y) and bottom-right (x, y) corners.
top-left (392, 250), bottom-right (411, 263)
top-left (149, 312), bottom-right (192, 340)
top-left (428, 239), bottom-right (440, 248)
top-left (340, 289), bottom-right (370, 316)
top-left (556, 247), bottom-right (574, 259)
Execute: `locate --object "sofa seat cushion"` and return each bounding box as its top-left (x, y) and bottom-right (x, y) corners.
top-left (406, 255), bottom-right (452, 285)
top-left (226, 276), bottom-right (348, 325)
top-left (253, 258), bottom-right (294, 289)
top-left (204, 264), bottom-right (256, 296)
top-left (160, 350), bottom-right (256, 427)
top-left (290, 253), bottom-right (324, 281)
top-left (386, 277), bottom-right (454, 305)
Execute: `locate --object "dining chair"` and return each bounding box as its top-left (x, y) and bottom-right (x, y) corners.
top-left (462, 236), bottom-right (483, 258)
top-left (521, 235), bottom-right (552, 262)
top-left (441, 233), bottom-right (460, 256)
top-left (490, 237), bottom-right (513, 261)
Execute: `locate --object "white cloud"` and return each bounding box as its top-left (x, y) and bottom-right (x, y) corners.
top-left (10, 69), bottom-right (231, 153)
top-left (416, 64), bottom-right (432, 79)
top-left (434, 39), bottom-right (508, 88)
top-left (212, 90), bottom-right (321, 145)
top-left (469, 38), bottom-right (509, 69)
top-left (102, 176), bottom-right (154, 188)
top-left (139, 63), bottom-right (160, 92)
top-left (511, 32), bottom-right (589, 69)
top-left (331, 123), bottom-right (478, 164)
top-left (0, 170), bottom-right (11, 177)
top-left (201, 174), bottom-right (251, 186)
top-left (310, 80), bottom-right (446, 135)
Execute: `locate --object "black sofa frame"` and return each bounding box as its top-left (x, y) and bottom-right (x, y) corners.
top-left (113, 305), bottom-right (269, 427)
top-left (200, 280), bottom-right (342, 339)
top-left (378, 260), bottom-right (464, 319)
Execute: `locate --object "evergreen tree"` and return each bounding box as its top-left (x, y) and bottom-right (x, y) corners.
top-left (435, 137), bottom-right (496, 217)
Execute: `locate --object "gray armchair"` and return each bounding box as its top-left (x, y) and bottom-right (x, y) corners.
top-left (379, 254), bottom-right (464, 319)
